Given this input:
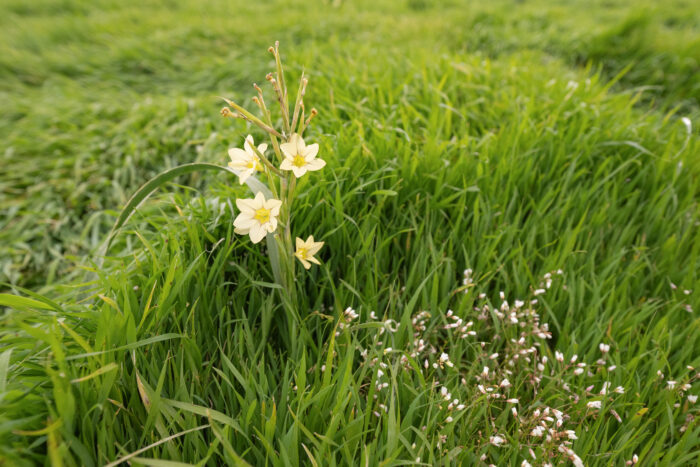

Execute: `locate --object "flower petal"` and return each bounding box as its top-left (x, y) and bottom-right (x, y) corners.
top-left (236, 197), bottom-right (258, 213)
top-left (253, 192), bottom-right (266, 205)
top-left (257, 143), bottom-right (268, 153)
top-left (307, 241), bottom-right (324, 256)
top-left (228, 148), bottom-right (248, 161)
top-left (267, 219), bottom-right (277, 233)
top-left (249, 223), bottom-right (266, 244)
top-left (304, 143), bottom-right (319, 160)
top-left (291, 166), bottom-right (307, 178)
top-left (295, 237), bottom-right (304, 249)
top-left (234, 226), bottom-right (250, 235)
top-left (280, 141), bottom-right (296, 159)
top-left (238, 168), bottom-right (254, 185)
top-left (307, 256), bottom-right (321, 265)
top-left (244, 135), bottom-right (256, 154)
top-left (265, 198), bottom-right (283, 212)
top-left (233, 213), bottom-right (256, 229)
top-left (306, 158), bottom-right (326, 171)
top-left (280, 158), bottom-right (294, 171)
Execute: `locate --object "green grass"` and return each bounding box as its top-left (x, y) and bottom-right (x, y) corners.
top-left (1, 0), bottom-right (699, 465)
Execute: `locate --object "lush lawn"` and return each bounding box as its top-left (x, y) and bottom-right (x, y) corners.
top-left (1, 0), bottom-right (699, 465)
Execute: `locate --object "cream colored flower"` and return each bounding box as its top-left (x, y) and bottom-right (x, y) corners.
top-left (294, 235), bottom-right (324, 269)
top-left (233, 192), bottom-right (282, 244)
top-left (280, 133), bottom-right (325, 178)
top-left (228, 135), bottom-right (267, 184)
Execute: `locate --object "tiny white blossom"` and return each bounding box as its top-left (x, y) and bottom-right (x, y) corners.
top-left (587, 400), bottom-right (602, 409)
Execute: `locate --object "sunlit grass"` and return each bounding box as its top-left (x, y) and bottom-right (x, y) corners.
top-left (1, 0), bottom-right (699, 465)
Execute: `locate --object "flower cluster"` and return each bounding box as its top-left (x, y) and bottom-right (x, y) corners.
top-left (221, 42), bottom-right (326, 278)
top-left (331, 268), bottom-right (651, 464)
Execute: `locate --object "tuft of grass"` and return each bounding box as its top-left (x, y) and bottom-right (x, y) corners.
top-left (1, 0), bottom-right (699, 465)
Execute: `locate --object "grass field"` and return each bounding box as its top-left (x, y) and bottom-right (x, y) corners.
top-left (1, 0), bottom-right (699, 465)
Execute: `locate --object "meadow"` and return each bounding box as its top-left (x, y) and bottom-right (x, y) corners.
top-left (1, 0), bottom-right (699, 465)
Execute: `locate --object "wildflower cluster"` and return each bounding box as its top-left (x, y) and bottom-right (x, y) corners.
top-left (329, 268), bottom-right (678, 465)
top-left (221, 42), bottom-right (326, 291)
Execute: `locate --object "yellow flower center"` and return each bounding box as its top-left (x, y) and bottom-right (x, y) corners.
top-left (246, 159), bottom-right (263, 171)
top-left (296, 247), bottom-right (308, 260)
top-left (292, 154), bottom-right (306, 168)
top-left (254, 207), bottom-right (270, 224)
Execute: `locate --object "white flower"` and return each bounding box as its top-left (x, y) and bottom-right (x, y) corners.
top-left (228, 135), bottom-right (266, 184)
top-left (688, 395), bottom-right (698, 404)
top-left (294, 235), bottom-right (324, 269)
top-left (489, 435), bottom-right (505, 446)
top-left (280, 133), bottom-right (325, 178)
top-left (599, 343), bottom-right (610, 353)
top-left (587, 400), bottom-right (602, 409)
top-left (233, 192), bottom-right (282, 243)
top-left (667, 380), bottom-right (677, 390)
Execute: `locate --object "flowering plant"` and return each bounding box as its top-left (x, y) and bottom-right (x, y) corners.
top-left (220, 42), bottom-right (326, 312)
top-left (105, 42), bottom-right (325, 321)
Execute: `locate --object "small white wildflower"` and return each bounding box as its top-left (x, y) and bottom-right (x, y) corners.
top-left (574, 368), bottom-right (584, 375)
top-left (587, 400), bottom-right (602, 409)
top-left (688, 395), bottom-right (698, 404)
top-left (500, 378), bottom-right (511, 388)
top-left (555, 351), bottom-right (564, 362)
top-left (533, 288), bottom-right (545, 296)
top-left (489, 435), bottom-right (505, 446)
top-left (667, 380), bottom-right (677, 390)
top-left (566, 430), bottom-right (578, 440)
top-left (506, 398), bottom-right (519, 404)
top-left (614, 386), bottom-right (625, 394)
top-left (599, 343), bottom-right (610, 353)
top-left (522, 461), bottom-right (532, 467)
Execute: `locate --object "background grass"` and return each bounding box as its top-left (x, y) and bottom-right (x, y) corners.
top-left (1, 0), bottom-right (699, 465)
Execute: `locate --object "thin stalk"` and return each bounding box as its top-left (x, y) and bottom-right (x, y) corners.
top-left (290, 73), bottom-right (307, 135)
top-left (220, 97), bottom-right (282, 138)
